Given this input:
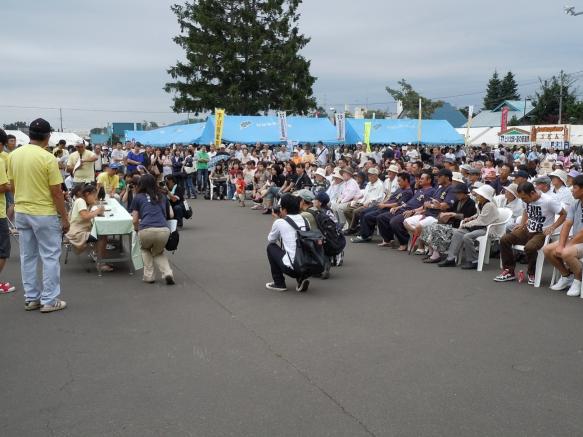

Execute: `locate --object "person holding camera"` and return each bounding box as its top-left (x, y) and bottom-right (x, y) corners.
top-left (164, 175), bottom-right (185, 228)
top-left (266, 194), bottom-right (310, 293)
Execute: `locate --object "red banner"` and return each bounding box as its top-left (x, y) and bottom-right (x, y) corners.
top-left (501, 106), bottom-right (509, 132)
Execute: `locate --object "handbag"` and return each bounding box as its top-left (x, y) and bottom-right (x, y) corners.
top-left (165, 220), bottom-right (180, 251)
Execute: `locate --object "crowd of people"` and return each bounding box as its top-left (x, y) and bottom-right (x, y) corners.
top-left (2, 117), bottom-right (583, 306)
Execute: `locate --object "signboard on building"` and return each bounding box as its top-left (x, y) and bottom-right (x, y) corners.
top-left (498, 127), bottom-right (531, 146)
top-left (531, 125), bottom-right (570, 150)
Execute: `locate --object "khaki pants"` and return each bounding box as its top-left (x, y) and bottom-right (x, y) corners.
top-left (500, 228), bottom-right (546, 275)
top-left (138, 227), bottom-right (173, 281)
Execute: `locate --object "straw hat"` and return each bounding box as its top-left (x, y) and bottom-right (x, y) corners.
top-left (452, 172), bottom-right (464, 183)
top-left (331, 169), bottom-right (343, 180)
top-left (472, 184), bottom-right (495, 202)
top-left (387, 164), bottom-right (399, 173)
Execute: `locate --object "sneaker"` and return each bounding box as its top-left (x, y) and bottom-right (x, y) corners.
top-left (494, 269), bottom-right (516, 282)
top-left (24, 300), bottom-right (41, 311)
top-left (528, 274), bottom-right (536, 285)
top-left (40, 299), bottom-right (67, 313)
top-left (296, 278), bottom-right (310, 292)
top-left (351, 236), bottom-right (371, 243)
top-left (265, 282), bottom-right (287, 292)
top-left (567, 280), bottom-right (582, 297)
top-left (165, 275), bottom-right (175, 285)
top-left (0, 282), bottom-right (16, 294)
top-left (550, 275), bottom-right (574, 291)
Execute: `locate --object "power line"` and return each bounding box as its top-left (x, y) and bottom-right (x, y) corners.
top-left (326, 69), bottom-right (583, 108)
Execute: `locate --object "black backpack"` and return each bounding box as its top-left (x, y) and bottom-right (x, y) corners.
top-left (309, 210), bottom-right (346, 256)
top-left (284, 217), bottom-right (326, 277)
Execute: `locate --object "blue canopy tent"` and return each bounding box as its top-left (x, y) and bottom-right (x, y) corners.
top-left (345, 119), bottom-right (464, 145)
top-left (124, 123), bottom-right (205, 146)
top-left (198, 115), bottom-right (341, 145)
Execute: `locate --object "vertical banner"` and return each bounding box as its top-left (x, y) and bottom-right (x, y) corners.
top-left (465, 105), bottom-right (474, 146)
top-left (501, 106), bottom-right (509, 132)
top-left (214, 108), bottom-right (225, 146)
top-left (335, 112), bottom-right (345, 142)
top-left (396, 100), bottom-right (403, 117)
top-left (363, 122), bottom-right (372, 152)
top-left (277, 111), bottom-right (288, 141)
top-left (417, 98), bottom-right (422, 145)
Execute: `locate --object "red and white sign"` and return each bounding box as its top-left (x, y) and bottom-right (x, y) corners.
top-left (501, 106), bottom-right (509, 132)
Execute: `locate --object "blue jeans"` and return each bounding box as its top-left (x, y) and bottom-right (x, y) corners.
top-left (15, 213), bottom-right (62, 305)
top-left (197, 169), bottom-right (209, 192)
top-left (185, 174), bottom-right (195, 197)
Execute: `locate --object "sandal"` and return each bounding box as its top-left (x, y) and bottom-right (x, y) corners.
top-left (377, 242), bottom-right (392, 247)
top-left (97, 264), bottom-right (114, 272)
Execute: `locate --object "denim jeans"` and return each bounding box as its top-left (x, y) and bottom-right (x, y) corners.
top-left (185, 174), bottom-right (195, 197)
top-left (15, 213), bottom-right (62, 305)
top-left (197, 169), bottom-right (209, 192)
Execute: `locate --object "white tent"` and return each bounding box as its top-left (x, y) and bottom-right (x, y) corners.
top-left (48, 132), bottom-right (84, 147)
top-left (5, 130), bottom-right (29, 146)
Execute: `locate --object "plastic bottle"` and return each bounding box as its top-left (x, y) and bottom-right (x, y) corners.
top-left (518, 270), bottom-right (525, 283)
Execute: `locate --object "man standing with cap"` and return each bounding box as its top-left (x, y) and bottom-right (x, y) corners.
top-left (7, 118), bottom-right (69, 312)
top-left (67, 139), bottom-right (97, 187)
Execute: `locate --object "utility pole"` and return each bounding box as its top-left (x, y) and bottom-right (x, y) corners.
top-left (59, 107), bottom-right (63, 132)
top-left (559, 71), bottom-right (564, 125)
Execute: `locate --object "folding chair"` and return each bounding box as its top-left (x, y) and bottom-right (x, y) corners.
top-left (476, 208), bottom-right (513, 271)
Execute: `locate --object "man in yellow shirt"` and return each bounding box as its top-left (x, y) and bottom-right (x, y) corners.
top-left (96, 163), bottom-right (121, 198)
top-left (7, 118), bottom-right (69, 313)
top-left (66, 140), bottom-right (97, 186)
top-left (0, 129), bottom-right (15, 294)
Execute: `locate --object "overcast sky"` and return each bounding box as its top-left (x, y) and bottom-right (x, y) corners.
top-left (1, 0), bottom-right (582, 132)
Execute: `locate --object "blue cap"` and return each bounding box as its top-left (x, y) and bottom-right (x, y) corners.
top-left (108, 163), bottom-right (121, 170)
top-left (315, 191), bottom-right (330, 206)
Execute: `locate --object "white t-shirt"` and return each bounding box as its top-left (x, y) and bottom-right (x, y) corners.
top-left (525, 193), bottom-right (562, 233)
top-left (267, 214), bottom-right (308, 268)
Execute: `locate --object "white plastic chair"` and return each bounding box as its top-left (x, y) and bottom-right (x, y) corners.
top-left (500, 216), bottom-right (561, 287)
top-left (476, 207), bottom-right (513, 272)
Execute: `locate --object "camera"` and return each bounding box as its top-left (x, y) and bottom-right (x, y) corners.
top-left (273, 206), bottom-right (281, 215)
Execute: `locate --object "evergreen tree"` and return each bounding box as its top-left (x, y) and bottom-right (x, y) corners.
top-left (483, 71), bottom-right (502, 110)
top-left (386, 79), bottom-right (443, 118)
top-left (500, 71), bottom-right (520, 102)
top-left (530, 71), bottom-right (578, 124)
top-left (165, 0), bottom-right (316, 115)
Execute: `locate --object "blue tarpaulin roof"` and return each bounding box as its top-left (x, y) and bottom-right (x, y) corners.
top-left (345, 118), bottom-right (464, 145)
top-left (198, 115), bottom-right (341, 145)
top-left (124, 123), bottom-right (205, 146)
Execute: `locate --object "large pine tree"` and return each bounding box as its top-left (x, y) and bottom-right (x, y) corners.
top-left (500, 71), bottom-right (520, 102)
top-left (165, 0), bottom-right (316, 115)
top-left (483, 71), bottom-right (502, 110)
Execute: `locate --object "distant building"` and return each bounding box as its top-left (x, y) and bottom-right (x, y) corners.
top-left (465, 100), bottom-right (534, 128)
top-left (430, 102), bottom-right (467, 128)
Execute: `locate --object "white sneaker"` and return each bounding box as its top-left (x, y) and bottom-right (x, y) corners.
top-left (550, 275), bottom-right (574, 291)
top-left (566, 280), bottom-right (581, 297)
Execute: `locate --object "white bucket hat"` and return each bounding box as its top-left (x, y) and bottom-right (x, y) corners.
top-left (472, 184), bottom-right (495, 202)
top-left (549, 169), bottom-right (568, 186)
top-left (315, 168), bottom-right (327, 178)
top-left (387, 164), bottom-right (399, 173)
top-left (502, 183), bottom-right (519, 199)
top-left (331, 169), bottom-right (343, 180)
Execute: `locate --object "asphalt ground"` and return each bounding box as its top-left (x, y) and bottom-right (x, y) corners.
top-left (2, 199), bottom-right (583, 436)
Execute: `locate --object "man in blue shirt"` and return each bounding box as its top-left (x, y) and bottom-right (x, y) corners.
top-left (126, 143), bottom-right (147, 173)
top-left (351, 172), bottom-right (413, 243)
top-left (377, 171), bottom-right (435, 250)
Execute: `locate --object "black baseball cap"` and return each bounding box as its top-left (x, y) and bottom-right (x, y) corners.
top-left (451, 183), bottom-right (470, 194)
top-left (511, 170), bottom-right (529, 179)
top-left (29, 118), bottom-right (52, 134)
top-left (438, 168), bottom-right (453, 178)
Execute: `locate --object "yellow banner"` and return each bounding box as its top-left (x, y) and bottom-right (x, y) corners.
top-left (214, 109), bottom-right (225, 146)
top-left (363, 122), bottom-right (372, 152)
